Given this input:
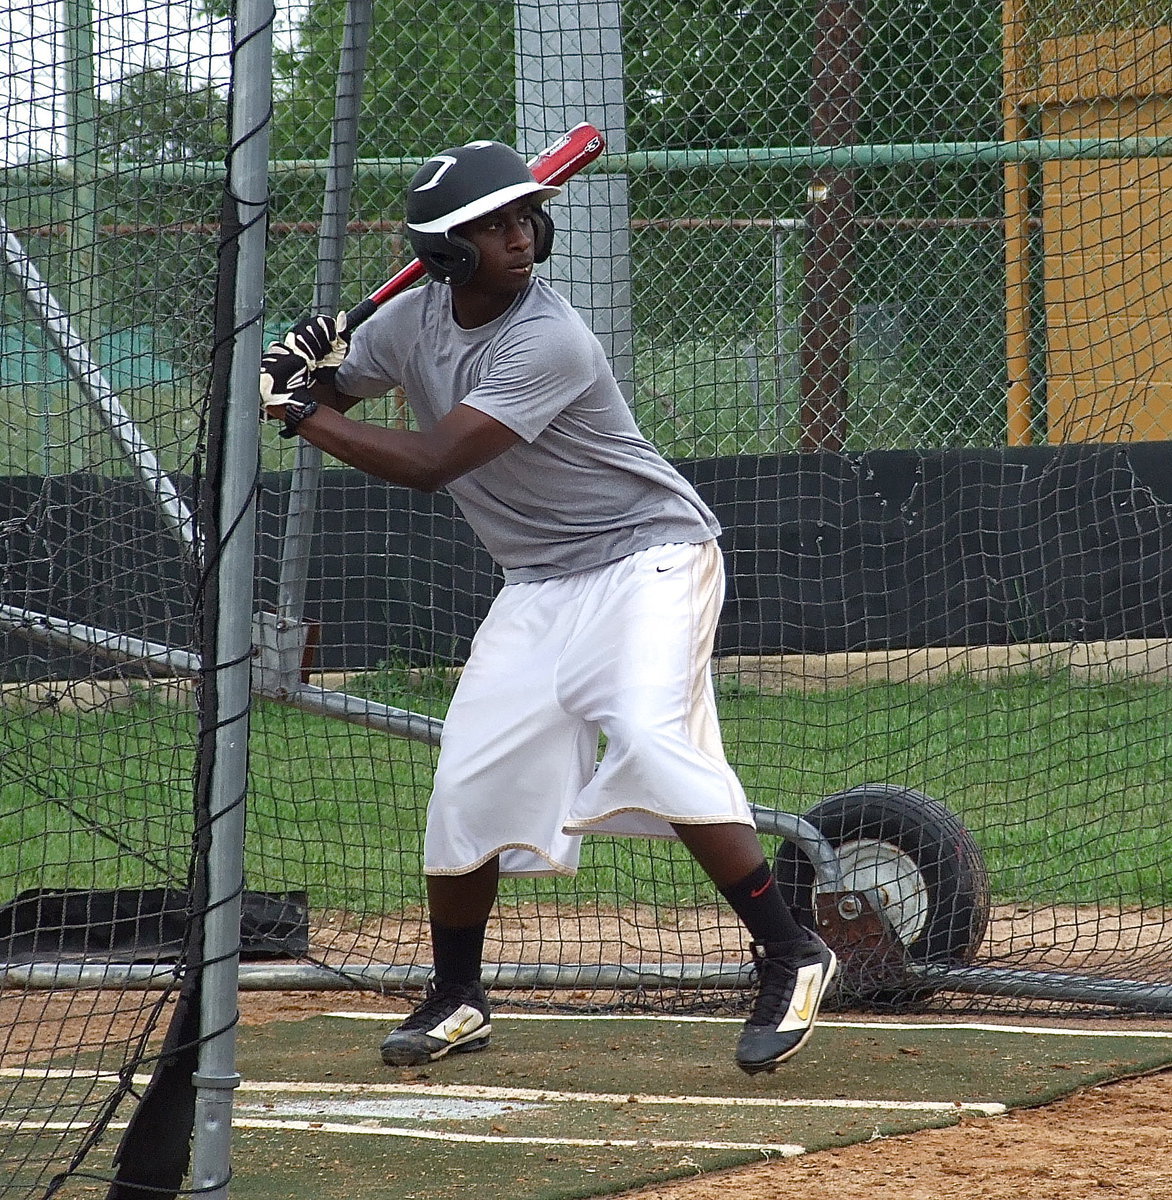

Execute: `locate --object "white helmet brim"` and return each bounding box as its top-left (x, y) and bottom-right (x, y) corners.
top-left (406, 180), bottom-right (561, 235)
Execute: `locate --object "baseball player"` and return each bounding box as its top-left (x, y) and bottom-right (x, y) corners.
top-left (259, 138), bottom-right (836, 1074)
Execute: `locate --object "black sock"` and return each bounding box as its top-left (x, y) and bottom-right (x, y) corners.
top-left (719, 861), bottom-right (809, 950)
top-left (430, 919), bottom-right (487, 989)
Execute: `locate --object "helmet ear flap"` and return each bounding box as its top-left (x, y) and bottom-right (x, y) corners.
top-left (532, 208), bottom-right (555, 263)
top-left (409, 231), bottom-right (480, 286)
top-left (409, 210), bottom-right (552, 283)
top-left (436, 232), bottom-right (480, 286)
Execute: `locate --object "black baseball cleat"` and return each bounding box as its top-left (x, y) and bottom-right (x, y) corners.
top-left (380, 980), bottom-right (491, 1067)
top-left (735, 935), bottom-right (837, 1075)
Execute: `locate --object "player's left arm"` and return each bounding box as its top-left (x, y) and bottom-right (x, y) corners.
top-left (293, 401), bottom-right (522, 493)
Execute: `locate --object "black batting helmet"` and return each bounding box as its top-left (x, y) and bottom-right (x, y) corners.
top-left (404, 140), bottom-right (560, 285)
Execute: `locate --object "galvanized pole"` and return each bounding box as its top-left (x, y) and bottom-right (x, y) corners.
top-left (276, 0), bottom-right (373, 634)
top-left (62, 0), bottom-right (98, 472)
top-left (514, 0), bottom-right (635, 402)
top-left (187, 0), bottom-right (272, 1193)
top-left (799, 0), bottom-right (865, 452)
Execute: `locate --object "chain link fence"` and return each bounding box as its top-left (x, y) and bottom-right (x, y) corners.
top-left (3, 1), bottom-right (1172, 1193)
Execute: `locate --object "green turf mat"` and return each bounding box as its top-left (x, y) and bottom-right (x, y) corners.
top-left (218, 1014), bottom-right (1172, 1200)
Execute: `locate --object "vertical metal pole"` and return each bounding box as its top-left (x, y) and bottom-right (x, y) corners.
top-left (799, 0), bottom-right (865, 452)
top-left (772, 223), bottom-right (801, 438)
top-left (62, 0), bottom-right (97, 472)
top-left (1002, 0), bottom-right (1033, 446)
top-left (187, 0), bottom-right (272, 1194)
top-left (276, 0), bottom-right (373, 628)
top-left (514, 0), bottom-right (635, 402)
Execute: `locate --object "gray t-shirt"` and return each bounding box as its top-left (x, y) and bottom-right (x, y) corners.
top-left (335, 278), bottom-right (720, 582)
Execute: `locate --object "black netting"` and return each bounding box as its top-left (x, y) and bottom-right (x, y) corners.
top-left (3, 3), bottom-right (1172, 1193)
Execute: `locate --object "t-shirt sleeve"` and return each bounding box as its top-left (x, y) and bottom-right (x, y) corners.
top-left (333, 303), bottom-right (404, 398)
top-left (459, 314), bottom-right (596, 443)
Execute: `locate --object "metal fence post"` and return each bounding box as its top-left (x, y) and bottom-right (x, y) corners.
top-left (514, 0), bottom-right (635, 402)
top-left (188, 0), bottom-right (272, 1194)
top-left (276, 0), bottom-right (373, 631)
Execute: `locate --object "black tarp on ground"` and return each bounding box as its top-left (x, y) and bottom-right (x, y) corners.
top-left (0, 888), bottom-right (309, 963)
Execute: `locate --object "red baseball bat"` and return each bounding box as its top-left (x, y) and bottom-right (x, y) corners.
top-left (344, 122), bottom-right (606, 330)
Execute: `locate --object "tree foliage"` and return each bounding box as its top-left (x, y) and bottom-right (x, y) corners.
top-left (268, 0), bottom-right (514, 164)
top-left (78, 1), bottom-right (1010, 366)
top-left (624, 0), bottom-right (1001, 151)
top-left (623, 1), bottom-right (812, 150)
top-left (90, 1), bottom-right (1005, 175)
top-left (95, 68), bottom-right (227, 165)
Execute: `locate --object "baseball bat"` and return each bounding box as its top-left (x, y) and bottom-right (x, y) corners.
top-left (343, 122), bottom-right (606, 331)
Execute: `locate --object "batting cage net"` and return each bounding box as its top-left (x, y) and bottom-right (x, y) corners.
top-left (2, 0), bottom-right (1171, 1192)
top-left (1, 0), bottom-right (260, 1194)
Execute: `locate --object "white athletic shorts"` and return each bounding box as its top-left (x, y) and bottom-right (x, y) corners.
top-left (423, 539), bottom-right (755, 877)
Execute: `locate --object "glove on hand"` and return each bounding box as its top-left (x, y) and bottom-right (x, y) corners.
top-left (257, 364), bottom-right (316, 441)
top-left (259, 311), bottom-right (347, 425)
top-left (283, 311), bottom-right (349, 377)
top-left (259, 311), bottom-right (348, 398)
top-left (259, 344), bottom-right (312, 410)
top-left (259, 379), bottom-right (318, 438)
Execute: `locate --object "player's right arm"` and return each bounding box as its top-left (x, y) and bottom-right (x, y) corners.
top-left (291, 401), bottom-right (521, 493)
top-left (260, 306), bottom-right (522, 488)
top-left (308, 375), bottom-right (365, 415)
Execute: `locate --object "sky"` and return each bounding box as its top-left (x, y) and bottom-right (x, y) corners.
top-left (1, 0), bottom-right (305, 165)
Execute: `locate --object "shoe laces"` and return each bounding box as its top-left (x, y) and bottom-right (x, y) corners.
top-left (400, 980), bottom-right (482, 1031)
top-left (746, 944), bottom-right (800, 1026)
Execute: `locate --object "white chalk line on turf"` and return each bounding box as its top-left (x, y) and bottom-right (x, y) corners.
top-left (0, 1067), bottom-right (1005, 1115)
top-left (228, 1116), bottom-right (808, 1154)
top-left (326, 1012), bottom-right (1172, 1038)
top-left (0, 1115), bottom-right (804, 1155)
top-left (0, 1120), bottom-right (131, 1135)
top-left (232, 1082), bottom-right (1006, 1115)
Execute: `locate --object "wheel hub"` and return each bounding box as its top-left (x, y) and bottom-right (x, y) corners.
top-left (815, 838), bottom-right (930, 946)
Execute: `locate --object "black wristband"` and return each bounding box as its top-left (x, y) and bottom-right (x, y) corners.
top-left (279, 398), bottom-right (318, 439)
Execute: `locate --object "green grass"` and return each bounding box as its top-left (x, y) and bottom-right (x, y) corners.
top-left (0, 381), bottom-right (404, 478)
top-left (714, 671), bottom-right (1172, 906)
top-left (0, 381), bottom-right (204, 478)
top-left (631, 329), bottom-right (1004, 459)
top-left (1, 670), bottom-right (1170, 913)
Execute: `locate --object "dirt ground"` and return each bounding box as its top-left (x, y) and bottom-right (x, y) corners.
top-left (616, 1068), bottom-right (1172, 1200)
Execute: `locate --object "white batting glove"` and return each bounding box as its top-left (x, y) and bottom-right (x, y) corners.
top-left (283, 311), bottom-right (349, 377)
top-left (259, 344), bottom-right (312, 409)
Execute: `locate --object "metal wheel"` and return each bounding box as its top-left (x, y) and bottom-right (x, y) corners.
top-left (774, 784), bottom-right (990, 1009)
